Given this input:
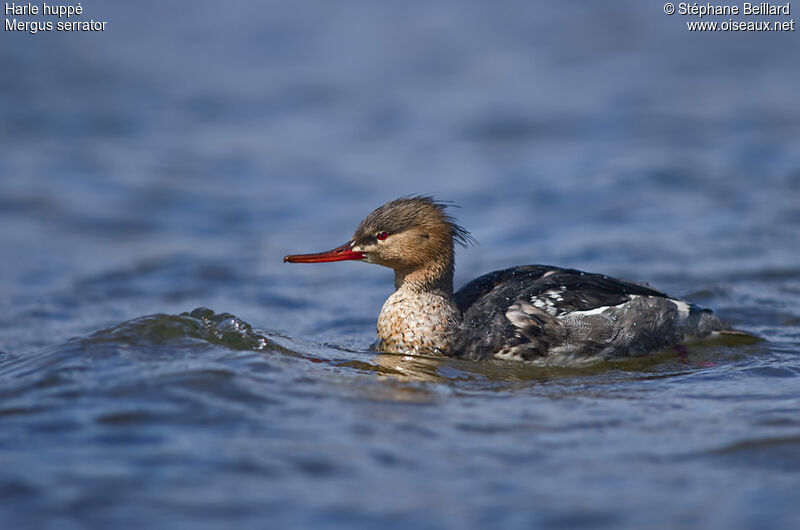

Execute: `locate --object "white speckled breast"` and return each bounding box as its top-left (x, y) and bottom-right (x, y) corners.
top-left (375, 287), bottom-right (461, 356)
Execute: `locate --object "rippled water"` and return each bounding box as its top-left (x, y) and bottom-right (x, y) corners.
top-left (2, 1), bottom-right (800, 528)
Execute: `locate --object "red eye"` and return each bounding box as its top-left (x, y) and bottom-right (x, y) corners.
top-left (376, 231), bottom-right (388, 241)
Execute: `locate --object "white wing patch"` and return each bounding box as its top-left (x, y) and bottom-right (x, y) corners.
top-left (528, 289), bottom-right (567, 316)
top-left (571, 304), bottom-right (615, 317)
top-left (669, 299), bottom-right (691, 320)
top-left (511, 293), bottom-right (688, 330)
top-left (563, 294), bottom-right (643, 317)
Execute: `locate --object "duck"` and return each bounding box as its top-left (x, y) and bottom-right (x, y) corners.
top-left (284, 196), bottom-right (743, 362)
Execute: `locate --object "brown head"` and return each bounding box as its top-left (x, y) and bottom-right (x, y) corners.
top-left (284, 196), bottom-right (474, 290)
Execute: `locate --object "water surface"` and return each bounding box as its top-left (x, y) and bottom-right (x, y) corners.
top-left (1, 1), bottom-right (799, 528)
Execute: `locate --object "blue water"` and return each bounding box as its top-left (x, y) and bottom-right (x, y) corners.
top-left (2, 1), bottom-right (800, 528)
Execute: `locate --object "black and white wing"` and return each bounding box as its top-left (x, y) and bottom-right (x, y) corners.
top-left (454, 265), bottom-right (719, 360)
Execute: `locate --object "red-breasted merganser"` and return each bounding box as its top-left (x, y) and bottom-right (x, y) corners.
top-left (284, 196), bottom-right (741, 361)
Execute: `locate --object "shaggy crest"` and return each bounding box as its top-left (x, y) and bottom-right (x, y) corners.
top-left (352, 195), bottom-right (475, 249)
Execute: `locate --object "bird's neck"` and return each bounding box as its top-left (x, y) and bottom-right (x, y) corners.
top-left (376, 255), bottom-right (460, 356)
top-left (393, 254), bottom-right (455, 297)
